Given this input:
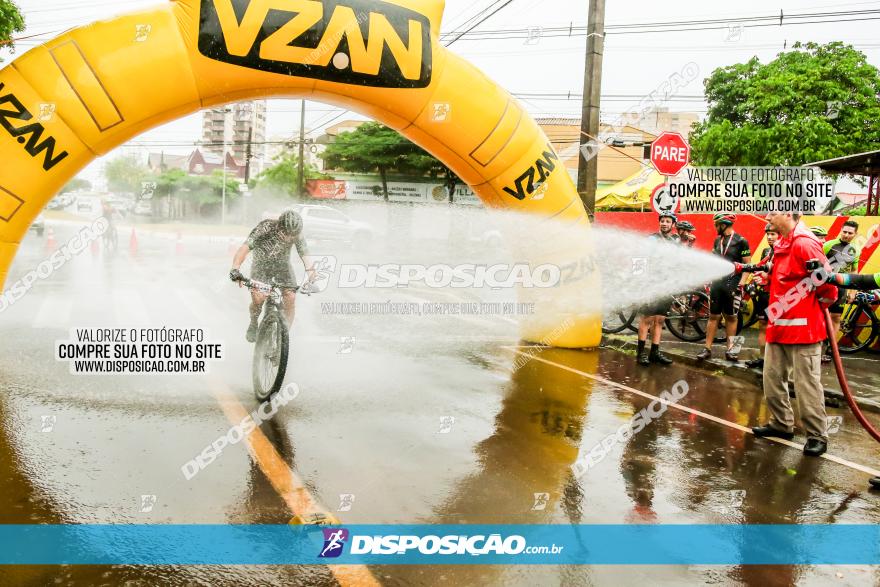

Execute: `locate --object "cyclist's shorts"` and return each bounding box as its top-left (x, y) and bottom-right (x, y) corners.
top-left (639, 298), bottom-right (672, 318)
top-left (709, 281), bottom-right (739, 316)
top-left (828, 289), bottom-right (848, 314)
top-left (752, 291), bottom-right (770, 321)
top-left (252, 262), bottom-right (298, 290)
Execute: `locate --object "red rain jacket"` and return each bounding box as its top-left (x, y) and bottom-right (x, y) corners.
top-left (766, 222), bottom-right (838, 345)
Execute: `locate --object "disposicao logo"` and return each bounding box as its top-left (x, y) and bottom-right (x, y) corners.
top-left (319, 528), bottom-right (349, 558)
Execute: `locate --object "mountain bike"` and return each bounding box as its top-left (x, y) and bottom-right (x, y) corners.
top-left (236, 276), bottom-right (310, 401)
top-left (837, 292), bottom-right (880, 354)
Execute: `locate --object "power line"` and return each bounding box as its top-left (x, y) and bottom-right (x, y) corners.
top-left (444, 0), bottom-right (517, 47)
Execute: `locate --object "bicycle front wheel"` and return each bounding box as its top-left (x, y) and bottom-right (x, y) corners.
top-left (602, 309), bottom-right (635, 334)
top-left (252, 312), bottom-right (290, 402)
top-left (837, 303), bottom-right (878, 354)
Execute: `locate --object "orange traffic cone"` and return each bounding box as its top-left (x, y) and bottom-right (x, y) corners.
top-left (175, 232), bottom-right (184, 255)
top-left (129, 228), bottom-right (139, 256)
top-left (45, 227), bottom-right (57, 253)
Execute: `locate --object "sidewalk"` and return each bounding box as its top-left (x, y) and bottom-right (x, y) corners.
top-left (44, 211), bottom-right (249, 242)
top-left (603, 328), bottom-right (880, 414)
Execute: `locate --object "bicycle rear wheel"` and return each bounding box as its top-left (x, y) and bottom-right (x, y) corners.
top-left (666, 291), bottom-right (711, 342)
top-left (252, 312), bottom-right (290, 402)
top-left (837, 303), bottom-right (878, 354)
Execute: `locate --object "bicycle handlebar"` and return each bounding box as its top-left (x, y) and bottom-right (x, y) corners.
top-left (233, 275), bottom-right (312, 296)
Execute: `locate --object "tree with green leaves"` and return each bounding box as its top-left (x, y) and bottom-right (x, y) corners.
top-left (691, 42), bottom-right (880, 166)
top-left (0, 0), bottom-right (24, 62)
top-left (256, 149), bottom-right (325, 197)
top-left (320, 122), bottom-right (459, 200)
top-left (60, 178), bottom-right (92, 193)
top-left (104, 155), bottom-right (150, 194)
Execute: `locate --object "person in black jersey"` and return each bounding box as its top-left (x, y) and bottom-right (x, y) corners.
top-left (696, 213), bottom-right (751, 362)
top-left (636, 212), bottom-right (679, 367)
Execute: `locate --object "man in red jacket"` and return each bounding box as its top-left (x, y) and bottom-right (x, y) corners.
top-left (737, 212), bottom-right (838, 456)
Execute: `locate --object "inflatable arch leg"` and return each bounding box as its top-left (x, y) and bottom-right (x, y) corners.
top-left (0, 0), bottom-right (601, 348)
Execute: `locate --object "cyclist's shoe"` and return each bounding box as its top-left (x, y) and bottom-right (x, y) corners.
top-left (725, 349), bottom-right (740, 362)
top-left (869, 477), bottom-right (880, 490)
top-left (637, 350), bottom-right (650, 367)
top-left (246, 321), bottom-right (258, 343)
top-left (696, 348), bottom-right (712, 361)
top-left (821, 353), bottom-right (832, 364)
top-left (649, 346), bottom-right (673, 365)
top-left (745, 358), bottom-right (764, 369)
top-left (752, 424), bottom-right (794, 441)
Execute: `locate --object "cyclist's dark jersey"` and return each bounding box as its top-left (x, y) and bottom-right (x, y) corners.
top-left (823, 238), bottom-right (860, 273)
top-left (649, 231), bottom-right (678, 243)
top-left (712, 232), bottom-right (751, 288)
top-left (247, 219), bottom-right (309, 276)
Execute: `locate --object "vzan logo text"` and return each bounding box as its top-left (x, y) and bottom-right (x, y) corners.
top-left (199, 0), bottom-right (432, 88)
top-left (0, 83), bottom-right (69, 172)
top-left (503, 144), bottom-right (559, 201)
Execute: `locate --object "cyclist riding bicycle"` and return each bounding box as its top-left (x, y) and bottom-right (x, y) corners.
top-left (636, 211), bottom-right (678, 367)
top-left (696, 213), bottom-right (751, 362)
top-left (229, 210), bottom-right (317, 343)
top-left (744, 223), bottom-right (779, 369)
top-left (675, 220), bottom-right (696, 248)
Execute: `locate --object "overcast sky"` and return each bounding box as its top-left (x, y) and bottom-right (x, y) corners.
top-left (5, 0), bottom-right (880, 184)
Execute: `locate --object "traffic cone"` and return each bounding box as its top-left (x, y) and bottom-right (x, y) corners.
top-left (129, 228), bottom-right (139, 256)
top-left (175, 232), bottom-right (184, 255)
top-left (45, 227), bottom-right (57, 253)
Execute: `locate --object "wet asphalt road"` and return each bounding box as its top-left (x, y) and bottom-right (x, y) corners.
top-left (1, 219), bottom-right (880, 586)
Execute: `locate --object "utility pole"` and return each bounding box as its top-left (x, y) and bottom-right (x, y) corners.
top-left (297, 99), bottom-right (306, 199)
top-left (244, 127), bottom-right (253, 184)
top-left (576, 0), bottom-right (606, 219)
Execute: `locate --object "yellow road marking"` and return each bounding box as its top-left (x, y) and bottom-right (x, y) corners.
top-left (210, 379), bottom-right (380, 587)
top-left (502, 347), bottom-right (880, 478)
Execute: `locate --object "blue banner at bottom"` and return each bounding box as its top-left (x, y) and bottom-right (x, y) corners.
top-left (0, 524), bottom-right (878, 565)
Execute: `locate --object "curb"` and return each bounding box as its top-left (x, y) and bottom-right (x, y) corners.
top-left (602, 334), bottom-right (880, 415)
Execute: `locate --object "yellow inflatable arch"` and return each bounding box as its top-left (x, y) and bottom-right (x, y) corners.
top-left (0, 0), bottom-right (601, 348)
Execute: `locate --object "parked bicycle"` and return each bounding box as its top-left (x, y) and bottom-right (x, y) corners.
top-left (837, 292), bottom-right (880, 354)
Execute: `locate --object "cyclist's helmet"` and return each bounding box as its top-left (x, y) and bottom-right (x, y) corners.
top-left (659, 211), bottom-right (678, 223)
top-left (676, 220), bottom-right (695, 232)
top-left (713, 212), bottom-right (737, 226)
top-left (809, 225), bottom-right (829, 238)
top-left (279, 210), bottom-right (304, 236)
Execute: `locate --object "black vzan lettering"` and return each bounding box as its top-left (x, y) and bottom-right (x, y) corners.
top-left (0, 82), bottom-right (69, 171)
top-left (198, 0), bottom-right (433, 89)
top-left (503, 145), bottom-right (559, 201)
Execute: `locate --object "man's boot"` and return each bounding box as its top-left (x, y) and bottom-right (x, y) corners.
top-left (637, 340), bottom-right (650, 367)
top-left (649, 343), bottom-right (673, 365)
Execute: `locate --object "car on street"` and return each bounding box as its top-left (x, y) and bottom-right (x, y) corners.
top-left (287, 205), bottom-right (374, 248)
top-left (76, 197), bottom-right (96, 214)
top-left (133, 200), bottom-right (153, 216)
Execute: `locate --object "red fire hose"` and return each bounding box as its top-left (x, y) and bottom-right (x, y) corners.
top-left (823, 308), bottom-right (880, 443)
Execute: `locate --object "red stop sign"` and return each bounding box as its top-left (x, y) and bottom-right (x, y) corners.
top-left (650, 132), bottom-right (690, 176)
